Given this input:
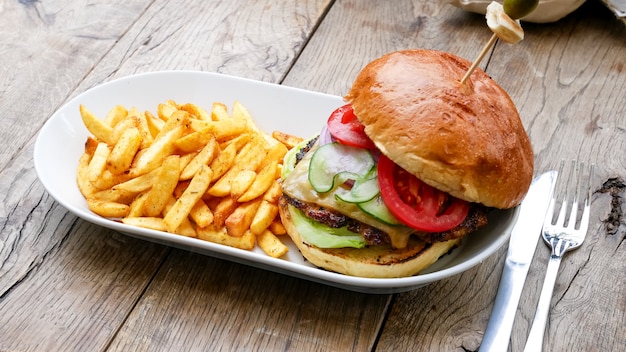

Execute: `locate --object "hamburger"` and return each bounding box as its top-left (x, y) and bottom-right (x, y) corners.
top-left (278, 49), bottom-right (534, 278)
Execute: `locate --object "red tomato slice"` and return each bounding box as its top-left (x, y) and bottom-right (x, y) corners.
top-left (327, 104), bottom-right (376, 149)
top-left (377, 155), bottom-right (469, 232)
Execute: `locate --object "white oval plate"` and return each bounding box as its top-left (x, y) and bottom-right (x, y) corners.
top-left (34, 71), bottom-right (517, 294)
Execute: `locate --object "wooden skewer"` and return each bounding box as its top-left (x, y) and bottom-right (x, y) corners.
top-left (460, 33), bottom-right (498, 85)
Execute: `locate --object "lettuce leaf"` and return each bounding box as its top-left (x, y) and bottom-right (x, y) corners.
top-left (289, 206), bottom-right (366, 249)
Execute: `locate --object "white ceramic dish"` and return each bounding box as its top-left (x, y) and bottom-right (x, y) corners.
top-left (34, 71), bottom-right (518, 294)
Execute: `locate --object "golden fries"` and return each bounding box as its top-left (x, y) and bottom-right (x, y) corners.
top-left (76, 99), bottom-right (301, 258)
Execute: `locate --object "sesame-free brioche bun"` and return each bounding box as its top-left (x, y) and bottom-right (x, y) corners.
top-left (345, 49), bottom-right (533, 209)
top-left (278, 201), bottom-right (459, 278)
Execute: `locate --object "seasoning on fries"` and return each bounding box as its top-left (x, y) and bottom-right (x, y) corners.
top-left (77, 99), bottom-right (303, 258)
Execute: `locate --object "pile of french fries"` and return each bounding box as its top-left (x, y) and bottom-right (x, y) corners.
top-left (76, 99), bottom-right (303, 258)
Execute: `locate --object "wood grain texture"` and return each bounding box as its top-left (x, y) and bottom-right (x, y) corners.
top-left (487, 3), bottom-right (626, 350)
top-left (107, 249), bottom-right (387, 351)
top-left (1, 3), bottom-right (171, 351)
top-left (283, 0), bottom-right (494, 96)
top-left (75, 0), bottom-right (331, 90)
top-left (1, 0), bottom-right (624, 351)
top-left (0, 219), bottom-right (169, 352)
top-left (0, 0), bottom-right (153, 169)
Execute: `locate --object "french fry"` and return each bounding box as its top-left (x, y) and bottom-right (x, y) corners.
top-left (257, 229), bottom-right (289, 258)
top-left (180, 103), bottom-right (211, 121)
top-left (179, 151), bottom-right (197, 172)
top-left (77, 153), bottom-right (97, 198)
top-left (91, 169), bottom-right (131, 190)
top-left (210, 196), bottom-right (239, 228)
top-left (207, 139), bottom-right (266, 197)
top-left (197, 227), bottom-right (256, 250)
top-left (225, 200), bottom-right (261, 237)
top-left (110, 117), bottom-right (135, 145)
top-left (250, 200), bottom-right (279, 235)
top-left (157, 101), bottom-right (178, 121)
top-left (163, 165), bottom-right (212, 232)
top-left (80, 105), bottom-right (113, 144)
top-left (232, 100), bottom-right (255, 131)
top-left (189, 118), bottom-right (247, 142)
top-left (179, 136), bottom-right (218, 180)
top-left (268, 220), bottom-right (287, 235)
top-left (211, 102), bottom-right (230, 121)
top-left (132, 125), bottom-right (183, 176)
top-left (189, 199), bottom-right (214, 228)
top-left (87, 199), bottom-right (129, 218)
top-left (237, 160), bottom-right (277, 202)
top-left (145, 110), bottom-right (165, 137)
top-left (155, 110), bottom-right (189, 140)
top-left (77, 99), bottom-right (296, 258)
top-left (84, 136), bottom-right (99, 156)
top-left (219, 132), bottom-right (251, 151)
top-left (88, 142), bottom-right (111, 182)
top-left (112, 167), bottom-right (161, 193)
top-left (104, 105), bottom-right (129, 127)
top-left (230, 141), bottom-right (284, 202)
top-left (272, 131), bottom-right (304, 149)
top-left (174, 127), bottom-right (214, 153)
top-left (128, 192), bottom-right (148, 217)
top-left (129, 108), bottom-right (154, 148)
top-left (229, 169), bottom-right (256, 199)
top-left (262, 180), bottom-right (283, 204)
top-left (208, 142), bottom-right (237, 182)
top-left (122, 217), bottom-right (166, 231)
top-left (164, 196), bottom-right (197, 238)
top-left (107, 127), bottom-right (143, 174)
top-left (143, 155), bottom-right (181, 217)
top-left (92, 188), bottom-right (137, 204)
top-left (263, 139), bottom-right (289, 164)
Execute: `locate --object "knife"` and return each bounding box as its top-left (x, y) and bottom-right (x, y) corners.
top-left (479, 170), bottom-right (557, 352)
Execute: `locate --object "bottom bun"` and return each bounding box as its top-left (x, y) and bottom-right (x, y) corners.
top-left (279, 201), bottom-right (460, 278)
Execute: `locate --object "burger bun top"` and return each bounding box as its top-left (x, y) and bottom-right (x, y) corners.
top-left (345, 49), bottom-right (533, 209)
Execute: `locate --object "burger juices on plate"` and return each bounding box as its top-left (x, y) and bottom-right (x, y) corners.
top-left (278, 49), bottom-right (534, 278)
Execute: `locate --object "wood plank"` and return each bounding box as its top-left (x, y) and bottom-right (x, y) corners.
top-left (0, 220), bottom-right (170, 352)
top-left (0, 0), bottom-right (153, 169)
top-left (76, 0), bottom-right (333, 88)
top-left (107, 249), bottom-right (387, 351)
top-left (282, 0), bottom-right (494, 95)
top-left (0, 2), bottom-right (171, 351)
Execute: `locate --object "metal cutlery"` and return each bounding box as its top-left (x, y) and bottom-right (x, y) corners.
top-left (479, 171), bottom-right (557, 352)
top-left (523, 160), bottom-right (593, 352)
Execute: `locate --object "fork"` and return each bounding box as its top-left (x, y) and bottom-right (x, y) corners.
top-left (523, 160), bottom-right (593, 352)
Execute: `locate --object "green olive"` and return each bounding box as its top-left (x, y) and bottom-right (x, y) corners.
top-left (503, 0), bottom-right (539, 19)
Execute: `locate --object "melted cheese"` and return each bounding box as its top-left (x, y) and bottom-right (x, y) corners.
top-left (282, 144), bottom-right (414, 248)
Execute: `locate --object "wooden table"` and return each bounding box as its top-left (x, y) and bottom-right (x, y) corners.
top-left (1, 1), bottom-right (624, 351)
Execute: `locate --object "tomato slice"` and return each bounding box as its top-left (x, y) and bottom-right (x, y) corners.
top-left (377, 155), bottom-right (469, 232)
top-left (327, 104), bottom-right (376, 149)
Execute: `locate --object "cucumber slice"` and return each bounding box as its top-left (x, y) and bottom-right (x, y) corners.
top-left (336, 168), bottom-right (379, 203)
top-left (308, 142), bottom-right (374, 193)
top-left (358, 195), bottom-right (402, 226)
